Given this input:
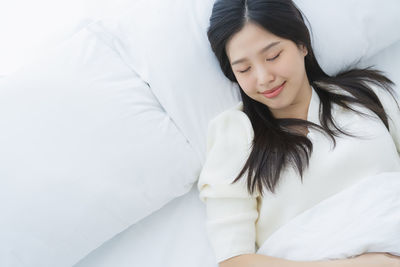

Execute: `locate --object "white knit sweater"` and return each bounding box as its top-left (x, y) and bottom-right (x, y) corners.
top-left (197, 83), bottom-right (400, 263)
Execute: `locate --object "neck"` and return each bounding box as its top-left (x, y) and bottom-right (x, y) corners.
top-left (271, 83), bottom-right (312, 120)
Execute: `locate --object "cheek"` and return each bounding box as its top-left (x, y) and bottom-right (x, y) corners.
top-left (236, 76), bottom-right (256, 93)
top-left (277, 55), bottom-right (304, 78)
top-left (275, 61), bottom-right (293, 77)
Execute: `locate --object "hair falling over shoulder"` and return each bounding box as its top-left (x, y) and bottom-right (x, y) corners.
top-left (207, 0), bottom-right (399, 196)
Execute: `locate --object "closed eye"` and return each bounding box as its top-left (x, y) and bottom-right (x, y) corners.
top-left (267, 52), bottom-right (281, 61)
top-left (237, 52), bottom-right (280, 73)
top-left (238, 67), bottom-right (250, 73)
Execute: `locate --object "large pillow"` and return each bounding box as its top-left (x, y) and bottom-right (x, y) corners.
top-left (0, 0), bottom-right (87, 76)
top-left (360, 39), bottom-right (400, 89)
top-left (0, 24), bottom-right (200, 267)
top-left (96, 0), bottom-right (242, 161)
top-left (295, 0), bottom-right (400, 75)
top-left (97, 0), bottom-right (400, 161)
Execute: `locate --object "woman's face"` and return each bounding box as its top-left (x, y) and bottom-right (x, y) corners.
top-left (225, 22), bottom-right (311, 119)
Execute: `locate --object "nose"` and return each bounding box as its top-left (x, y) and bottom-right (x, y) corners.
top-left (255, 64), bottom-right (274, 87)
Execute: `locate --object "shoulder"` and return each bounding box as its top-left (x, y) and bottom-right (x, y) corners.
top-left (210, 101), bottom-right (245, 124)
top-left (364, 81), bottom-right (400, 122)
top-left (367, 82), bottom-right (400, 139)
top-left (314, 80), bottom-right (399, 100)
top-left (368, 81), bottom-right (399, 107)
top-left (206, 101), bottom-right (254, 152)
top-left (315, 80), bottom-right (399, 113)
top-left (198, 101), bottom-right (258, 199)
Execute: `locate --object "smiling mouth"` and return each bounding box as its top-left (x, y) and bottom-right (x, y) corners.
top-left (260, 81), bottom-right (286, 98)
top-left (261, 81), bottom-right (286, 94)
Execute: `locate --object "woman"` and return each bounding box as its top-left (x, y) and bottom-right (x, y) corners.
top-left (197, 0), bottom-right (400, 266)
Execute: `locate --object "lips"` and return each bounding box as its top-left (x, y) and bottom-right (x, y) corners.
top-left (262, 81), bottom-right (286, 94)
top-left (261, 81), bottom-right (286, 99)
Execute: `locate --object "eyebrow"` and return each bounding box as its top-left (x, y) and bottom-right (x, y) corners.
top-left (231, 41), bottom-right (281, 66)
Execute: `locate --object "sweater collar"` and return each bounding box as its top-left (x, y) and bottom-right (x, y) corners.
top-left (306, 85), bottom-right (320, 125)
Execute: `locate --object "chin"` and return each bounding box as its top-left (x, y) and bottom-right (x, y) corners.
top-left (266, 102), bottom-right (290, 114)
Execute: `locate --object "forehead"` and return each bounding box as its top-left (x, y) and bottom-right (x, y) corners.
top-left (226, 22), bottom-right (282, 59)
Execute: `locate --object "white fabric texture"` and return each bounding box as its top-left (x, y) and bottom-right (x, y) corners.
top-left (96, 0), bottom-right (400, 161)
top-left (197, 83), bottom-right (400, 263)
top-left (0, 24), bottom-right (200, 267)
top-left (74, 185), bottom-right (218, 267)
top-left (256, 171), bottom-right (400, 260)
top-left (294, 0), bottom-right (400, 75)
top-left (197, 104), bottom-right (259, 262)
top-left (1, 0), bottom-right (400, 266)
top-left (76, 26), bottom-right (400, 267)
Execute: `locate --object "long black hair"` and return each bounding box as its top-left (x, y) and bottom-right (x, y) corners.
top-left (207, 0), bottom-right (398, 197)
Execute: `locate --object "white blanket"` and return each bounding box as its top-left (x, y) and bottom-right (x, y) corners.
top-left (256, 172), bottom-right (400, 261)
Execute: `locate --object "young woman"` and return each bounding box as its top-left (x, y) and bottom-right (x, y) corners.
top-left (197, 0), bottom-right (400, 266)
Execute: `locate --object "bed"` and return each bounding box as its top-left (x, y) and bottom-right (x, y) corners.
top-left (0, 0), bottom-right (399, 266)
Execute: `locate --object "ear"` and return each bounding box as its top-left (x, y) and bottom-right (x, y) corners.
top-left (301, 44), bottom-right (308, 56)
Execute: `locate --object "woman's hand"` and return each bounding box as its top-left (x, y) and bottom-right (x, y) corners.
top-left (353, 252), bottom-right (400, 266)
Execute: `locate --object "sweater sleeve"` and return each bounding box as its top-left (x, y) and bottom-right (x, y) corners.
top-left (197, 107), bottom-right (260, 263)
top-left (370, 83), bottom-right (400, 155)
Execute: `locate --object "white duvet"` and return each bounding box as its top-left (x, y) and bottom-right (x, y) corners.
top-left (257, 171), bottom-right (400, 261)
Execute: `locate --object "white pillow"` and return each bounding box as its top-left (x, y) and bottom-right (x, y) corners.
top-left (295, 0), bottom-right (400, 75)
top-left (0, 0), bottom-right (87, 76)
top-left (0, 24), bottom-right (199, 267)
top-left (75, 185), bottom-right (218, 267)
top-left (98, 0), bottom-right (400, 161)
top-left (97, 0), bottom-right (242, 161)
top-left (360, 39), bottom-right (400, 90)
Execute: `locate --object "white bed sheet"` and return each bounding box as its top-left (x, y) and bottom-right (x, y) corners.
top-left (75, 184), bottom-right (217, 267)
top-left (75, 40), bottom-right (400, 267)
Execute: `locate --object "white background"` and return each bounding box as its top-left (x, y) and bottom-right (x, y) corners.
top-left (0, 0), bottom-right (133, 77)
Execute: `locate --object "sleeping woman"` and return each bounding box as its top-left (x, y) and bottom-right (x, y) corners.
top-left (197, 0), bottom-right (400, 266)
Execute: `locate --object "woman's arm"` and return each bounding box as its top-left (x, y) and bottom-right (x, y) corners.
top-left (197, 108), bottom-right (261, 263)
top-left (219, 252), bottom-right (400, 267)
